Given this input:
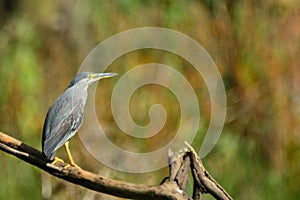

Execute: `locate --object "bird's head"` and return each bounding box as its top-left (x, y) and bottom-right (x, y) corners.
top-left (68, 72), bottom-right (117, 88)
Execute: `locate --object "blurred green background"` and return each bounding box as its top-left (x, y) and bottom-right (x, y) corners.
top-left (0, 0), bottom-right (299, 199)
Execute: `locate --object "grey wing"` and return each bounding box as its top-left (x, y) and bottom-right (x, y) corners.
top-left (42, 89), bottom-right (85, 159)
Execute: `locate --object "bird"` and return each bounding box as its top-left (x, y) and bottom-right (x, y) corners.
top-left (42, 72), bottom-right (117, 167)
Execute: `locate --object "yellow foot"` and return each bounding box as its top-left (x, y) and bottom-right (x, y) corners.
top-left (63, 163), bottom-right (81, 170)
top-left (51, 157), bottom-right (65, 165)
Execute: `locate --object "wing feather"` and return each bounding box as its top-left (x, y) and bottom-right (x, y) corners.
top-left (42, 87), bottom-right (85, 159)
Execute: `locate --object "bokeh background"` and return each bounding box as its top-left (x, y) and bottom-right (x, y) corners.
top-left (0, 0), bottom-right (299, 199)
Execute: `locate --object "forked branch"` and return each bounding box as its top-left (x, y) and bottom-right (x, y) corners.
top-left (0, 131), bottom-right (232, 200)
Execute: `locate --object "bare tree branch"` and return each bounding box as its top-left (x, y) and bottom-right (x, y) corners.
top-left (185, 142), bottom-right (233, 200)
top-left (0, 131), bottom-right (188, 200)
top-left (0, 131), bottom-right (232, 200)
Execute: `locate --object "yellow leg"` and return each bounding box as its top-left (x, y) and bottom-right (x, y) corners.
top-left (64, 141), bottom-right (75, 165)
top-left (64, 141), bottom-right (80, 168)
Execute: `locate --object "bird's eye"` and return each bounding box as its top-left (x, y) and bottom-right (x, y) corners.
top-left (87, 74), bottom-right (94, 79)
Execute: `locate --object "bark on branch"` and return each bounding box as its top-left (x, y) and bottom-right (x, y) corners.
top-left (0, 131), bottom-right (232, 200)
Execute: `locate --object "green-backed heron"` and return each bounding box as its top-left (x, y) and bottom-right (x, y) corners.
top-left (42, 72), bottom-right (117, 167)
